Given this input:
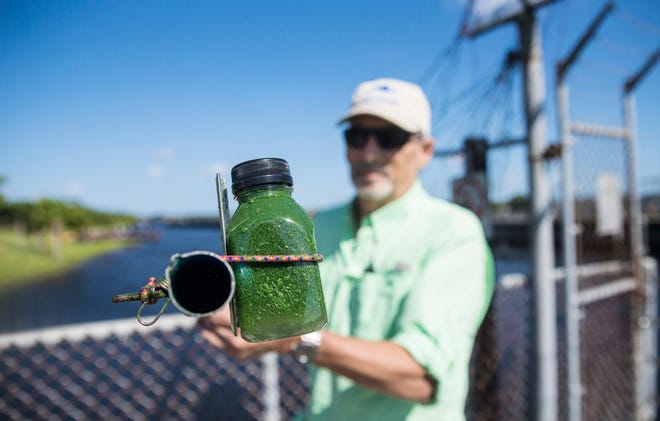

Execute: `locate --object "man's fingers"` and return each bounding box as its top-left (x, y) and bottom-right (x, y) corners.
top-left (199, 328), bottom-right (226, 349)
top-left (197, 307), bottom-right (232, 329)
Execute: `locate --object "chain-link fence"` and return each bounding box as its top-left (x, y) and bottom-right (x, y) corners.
top-left (571, 133), bottom-right (632, 264)
top-left (428, 127), bottom-right (657, 420)
top-left (0, 316), bottom-right (310, 421)
top-left (1, 261), bottom-right (653, 420)
top-left (1, 133), bottom-right (656, 420)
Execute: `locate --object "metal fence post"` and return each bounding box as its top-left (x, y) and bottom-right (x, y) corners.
top-left (639, 258), bottom-right (658, 421)
top-left (518, 13), bottom-right (558, 421)
top-left (261, 352), bottom-right (281, 421)
top-left (622, 49), bottom-right (659, 418)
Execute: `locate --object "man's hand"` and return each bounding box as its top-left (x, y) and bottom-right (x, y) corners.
top-left (198, 307), bottom-right (435, 403)
top-left (196, 306), bottom-right (294, 360)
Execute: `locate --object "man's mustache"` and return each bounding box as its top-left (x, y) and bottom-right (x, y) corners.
top-left (353, 164), bottom-right (387, 176)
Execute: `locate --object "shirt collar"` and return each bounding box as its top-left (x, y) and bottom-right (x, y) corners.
top-left (353, 180), bottom-right (426, 230)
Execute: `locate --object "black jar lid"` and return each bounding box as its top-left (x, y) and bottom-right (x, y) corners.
top-left (231, 158), bottom-right (293, 195)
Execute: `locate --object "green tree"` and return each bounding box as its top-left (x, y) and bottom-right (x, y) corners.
top-left (0, 196), bottom-right (137, 233)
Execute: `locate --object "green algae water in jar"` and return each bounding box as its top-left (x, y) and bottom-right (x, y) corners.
top-left (227, 158), bottom-right (327, 342)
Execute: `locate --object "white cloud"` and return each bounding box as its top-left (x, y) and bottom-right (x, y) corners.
top-left (144, 146), bottom-right (173, 179)
top-left (65, 180), bottom-right (84, 196)
top-left (155, 146), bottom-right (174, 160)
top-left (146, 164), bottom-right (163, 178)
top-left (200, 161), bottom-right (229, 178)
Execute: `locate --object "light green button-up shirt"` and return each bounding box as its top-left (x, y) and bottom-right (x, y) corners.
top-left (304, 181), bottom-right (494, 421)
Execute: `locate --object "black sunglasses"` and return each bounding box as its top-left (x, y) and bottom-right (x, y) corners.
top-left (343, 127), bottom-right (418, 150)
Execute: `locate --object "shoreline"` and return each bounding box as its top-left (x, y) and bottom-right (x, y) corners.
top-left (0, 235), bottom-right (138, 291)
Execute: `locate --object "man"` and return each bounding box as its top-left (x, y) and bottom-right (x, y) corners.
top-left (198, 78), bottom-right (494, 420)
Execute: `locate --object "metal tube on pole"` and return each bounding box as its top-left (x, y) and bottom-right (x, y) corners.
top-left (557, 79), bottom-right (581, 421)
top-left (518, 12), bottom-right (557, 421)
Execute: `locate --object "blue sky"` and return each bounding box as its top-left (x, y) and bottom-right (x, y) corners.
top-left (1, 0), bottom-right (659, 217)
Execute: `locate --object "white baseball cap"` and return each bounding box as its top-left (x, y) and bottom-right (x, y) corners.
top-left (338, 78), bottom-right (431, 136)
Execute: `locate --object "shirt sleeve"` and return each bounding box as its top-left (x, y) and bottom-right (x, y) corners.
top-left (389, 210), bottom-right (494, 398)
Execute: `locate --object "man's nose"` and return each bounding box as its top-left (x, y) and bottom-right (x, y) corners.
top-left (361, 135), bottom-right (382, 155)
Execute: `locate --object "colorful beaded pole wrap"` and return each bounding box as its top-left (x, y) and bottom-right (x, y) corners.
top-left (111, 253), bottom-right (324, 304)
top-left (221, 254), bottom-right (323, 263)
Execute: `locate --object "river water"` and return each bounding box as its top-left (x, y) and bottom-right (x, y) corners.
top-left (0, 226), bottom-right (530, 334)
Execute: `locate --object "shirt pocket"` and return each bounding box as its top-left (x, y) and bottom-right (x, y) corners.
top-left (348, 270), bottom-right (409, 339)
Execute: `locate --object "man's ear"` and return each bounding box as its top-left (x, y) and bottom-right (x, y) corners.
top-left (420, 137), bottom-right (435, 166)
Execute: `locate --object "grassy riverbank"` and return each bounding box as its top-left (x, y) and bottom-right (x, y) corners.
top-left (0, 228), bottom-right (136, 290)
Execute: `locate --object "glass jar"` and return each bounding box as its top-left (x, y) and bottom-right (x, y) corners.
top-left (227, 158), bottom-right (327, 342)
